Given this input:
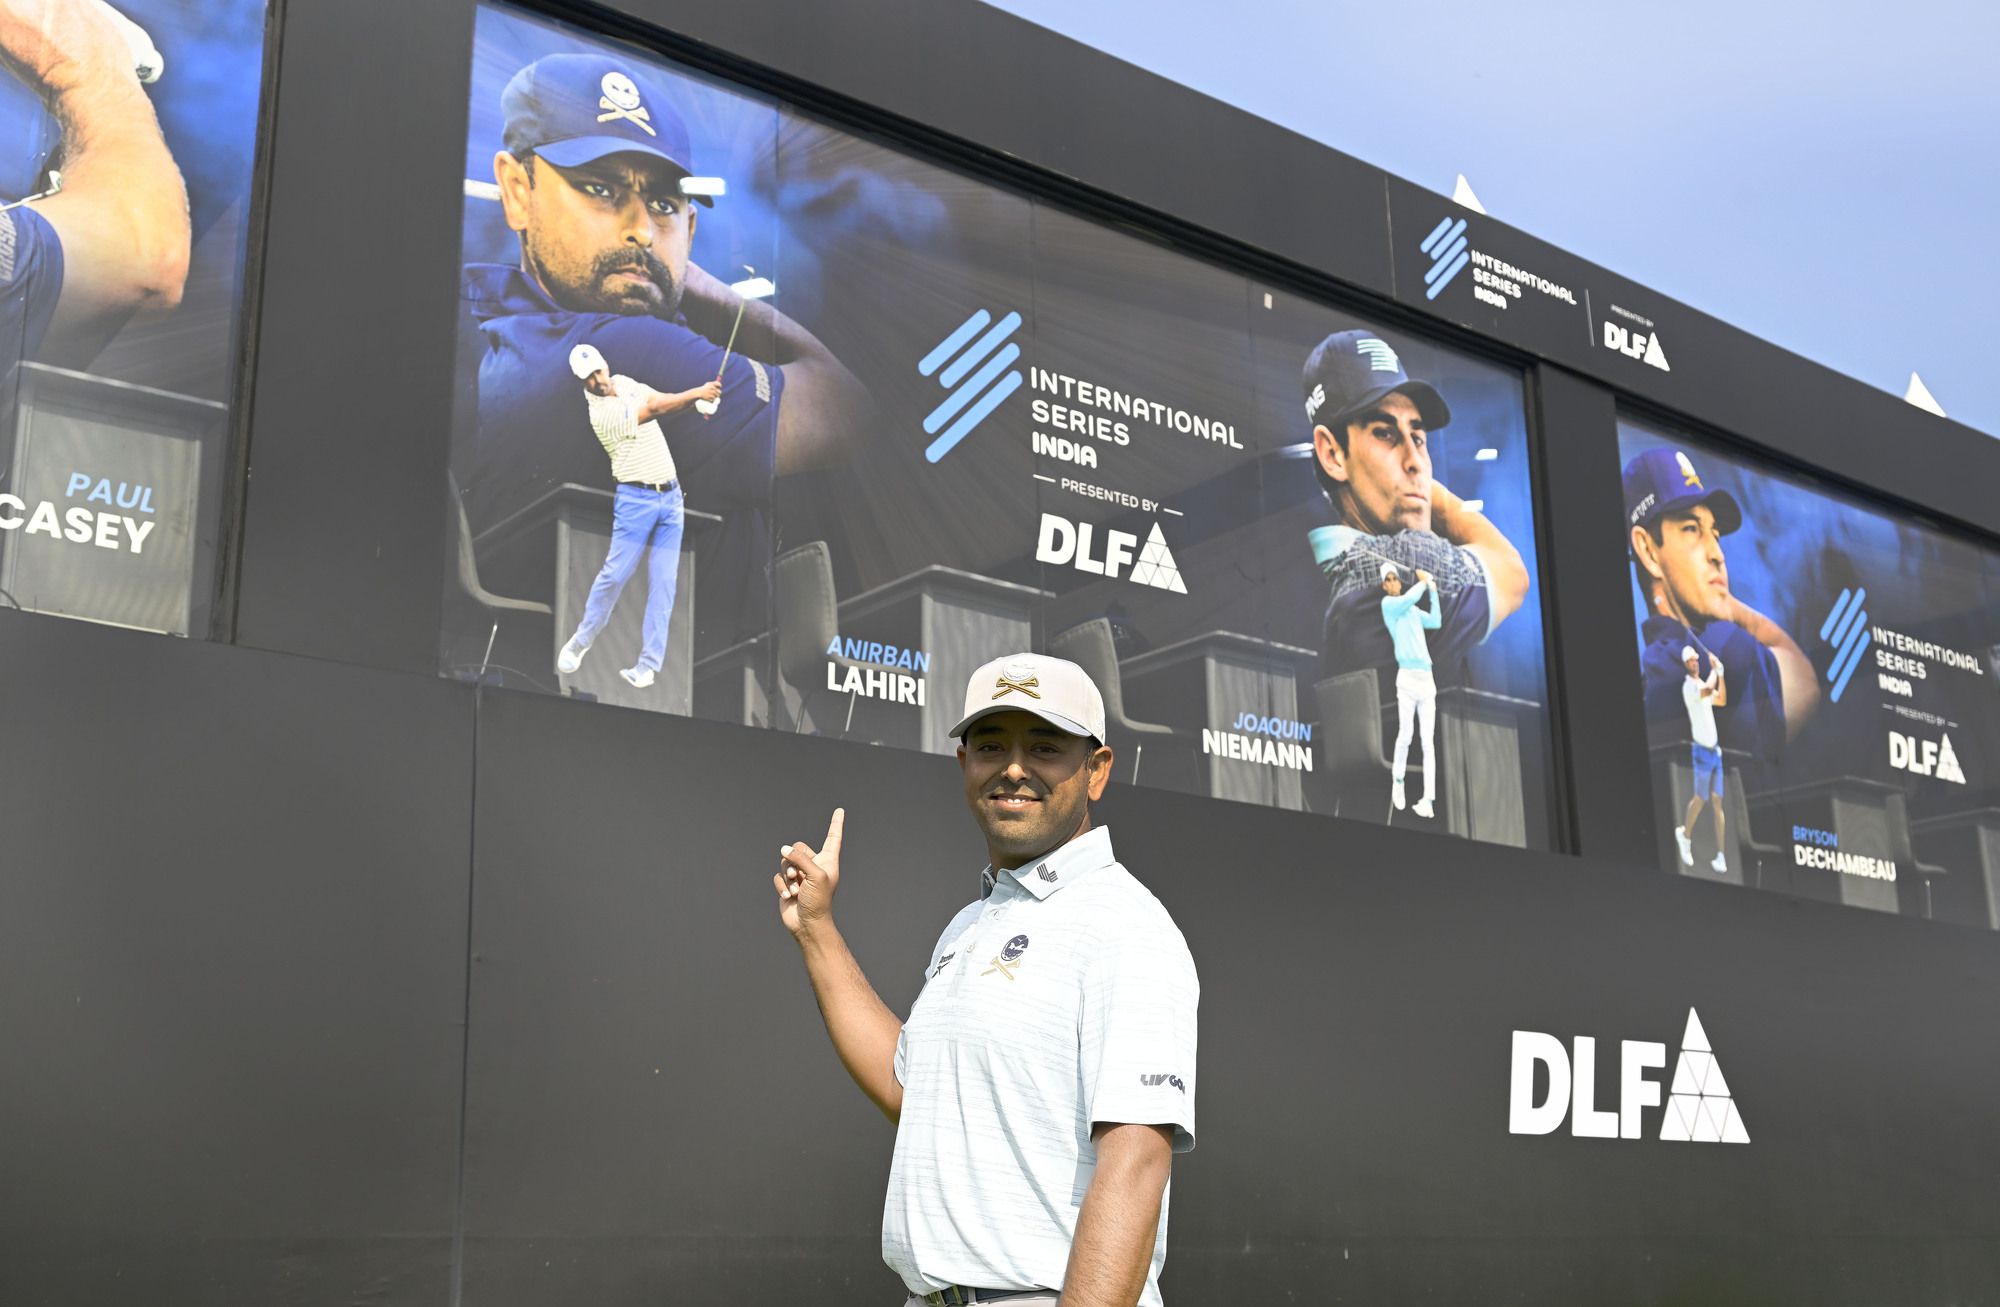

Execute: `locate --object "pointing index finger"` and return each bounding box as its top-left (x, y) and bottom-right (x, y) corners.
top-left (822, 808), bottom-right (845, 860)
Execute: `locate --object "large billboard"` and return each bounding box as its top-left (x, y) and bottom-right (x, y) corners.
top-left (446, 1), bottom-right (1554, 849)
top-left (1619, 417), bottom-right (2000, 927)
top-left (0, 0), bottom-right (267, 637)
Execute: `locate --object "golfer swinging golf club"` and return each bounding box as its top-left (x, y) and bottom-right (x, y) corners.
top-left (1381, 562), bottom-right (1440, 819)
top-left (554, 342), bottom-right (719, 688)
top-left (776, 653), bottom-right (1199, 1307)
top-left (1677, 644), bottom-right (1728, 873)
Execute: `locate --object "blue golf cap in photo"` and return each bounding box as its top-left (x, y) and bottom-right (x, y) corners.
top-left (1622, 447), bottom-right (1742, 535)
top-left (1301, 330), bottom-right (1450, 433)
top-left (501, 53), bottom-right (711, 205)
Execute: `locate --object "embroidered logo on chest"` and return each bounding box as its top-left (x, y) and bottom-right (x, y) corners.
top-left (983, 934), bottom-right (1030, 980)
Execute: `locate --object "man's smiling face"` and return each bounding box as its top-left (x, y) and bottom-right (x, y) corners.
top-left (958, 710), bottom-right (1112, 869)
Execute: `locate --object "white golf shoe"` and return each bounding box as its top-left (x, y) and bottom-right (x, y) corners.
top-left (1711, 851), bottom-right (1728, 874)
top-left (619, 665), bottom-right (655, 689)
top-left (1675, 827), bottom-right (1694, 866)
top-left (1412, 796), bottom-right (1434, 819)
top-left (557, 639), bottom-right (588, 674)
top-left (1392, 778), bottom-right (1406, 811)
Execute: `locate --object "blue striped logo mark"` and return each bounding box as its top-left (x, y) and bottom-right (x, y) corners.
top-left (919, 308), bottom-right (1024, 463)
top-left (1817, 587), bottom-right (1873, 703)
top-left (1418, 216), bottom-right (1470, 300)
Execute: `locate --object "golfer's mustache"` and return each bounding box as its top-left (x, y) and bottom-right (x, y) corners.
top-left (597, 248), bottom-right (673, 288)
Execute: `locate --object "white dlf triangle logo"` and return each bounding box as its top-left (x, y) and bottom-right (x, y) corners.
top-left (1660, 1008), bottom-right (1749, 1143)
top-left (1034, 514), bottom-right (1188, 594)
top-left (1508, 1007), bottom-right (1748, 1144)
top-left (1126, 523), bottom-right (1187, 593)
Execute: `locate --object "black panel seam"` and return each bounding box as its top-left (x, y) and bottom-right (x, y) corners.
top-left (449, 685), bottom-right (480, 1307)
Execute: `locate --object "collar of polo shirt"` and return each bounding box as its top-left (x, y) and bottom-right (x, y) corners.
top-left (979, 824), bottom-right (1115, 901)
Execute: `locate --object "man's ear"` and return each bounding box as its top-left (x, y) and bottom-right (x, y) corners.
top-left (1312, 424), bottom-right (1350, 485)
top-left (1085, 744), bottom-right (1114, 801)
top-left (1630, 525), bottom-right (1666, 583)
top-left (495, 151), bottom-right (533, 234)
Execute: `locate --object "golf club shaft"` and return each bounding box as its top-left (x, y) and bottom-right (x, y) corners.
top-left (713, 293), bottom-right (750, 381)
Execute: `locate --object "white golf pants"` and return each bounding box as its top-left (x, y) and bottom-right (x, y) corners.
top-left (1392, 667), bottom-right (1437, 800)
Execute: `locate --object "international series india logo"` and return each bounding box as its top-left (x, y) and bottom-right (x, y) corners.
top-left (918, 308), bottom-right (1024, 463)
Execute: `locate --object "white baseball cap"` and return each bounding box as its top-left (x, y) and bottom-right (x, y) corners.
top-left (1681, 645), bottom-right (1698, 661)
top-left (569, 342), bottom-right (607, 379)
top-left (947, 651), bottom-right (1107, 745)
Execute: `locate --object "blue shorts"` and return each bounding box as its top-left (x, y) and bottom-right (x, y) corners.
top-left (1691, 742), bottom-right (1723, 800)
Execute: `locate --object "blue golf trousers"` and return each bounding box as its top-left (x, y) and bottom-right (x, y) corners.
top-left (571, 482), bottom-right (683, 673)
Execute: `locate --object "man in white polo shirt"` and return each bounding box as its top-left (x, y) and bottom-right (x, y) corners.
top-left (776, 653), bottom-right (1199, 1307)
top-left (554, 341), bottom-right (720, 689)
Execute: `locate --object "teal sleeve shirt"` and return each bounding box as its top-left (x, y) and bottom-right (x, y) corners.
top-left (1380, 581), bottom-right (1441, 670)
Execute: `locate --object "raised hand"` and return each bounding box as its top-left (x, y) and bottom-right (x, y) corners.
top-left (775, 807), bottom-right (844, 939)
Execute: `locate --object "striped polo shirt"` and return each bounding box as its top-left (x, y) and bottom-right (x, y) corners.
top-left (884, 825), bottom-right (1198, 1305)
top-left (585, 374), bottom-right (678, 486)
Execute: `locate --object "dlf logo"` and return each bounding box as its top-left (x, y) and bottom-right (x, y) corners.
top-left (1602, 320), bottom-right (1671, 371)
top-left (1509, 1008), bottom-right (1749, 1144)
top-left (920, 308), bottom-right (1025, 463)
top-left (1035, 513), bottom-right (1187, 593)
top-left (1890, 730), bottom-right (1966, 784)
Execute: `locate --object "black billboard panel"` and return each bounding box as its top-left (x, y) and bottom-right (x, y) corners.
top-left (1383, 175), bottom-right (1757, 434)
top-left (1251, 290), bottom-right (1553, 846)
top-left (765, 108), bottom-right (1040, 751)
top-left (442, 1), bottom-right (1557, 851)
top-left (1618, 415), bottom-right (2000, 927)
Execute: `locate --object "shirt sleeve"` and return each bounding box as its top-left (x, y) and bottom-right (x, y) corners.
top-left (1078, 915), bottom-right (1199, 1152)
top-left (1420, 585), bottom-right (1442, 630)
top-left (1433, 562), bottom-right (1494, 667)
top-left (0, 205), bottom-right (65, 364)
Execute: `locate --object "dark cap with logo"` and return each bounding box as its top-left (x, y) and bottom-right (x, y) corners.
top-left (1622, 447), bottom-right (1742, 535)
top-left (501, 53), bottom-right (712, 205)
top-left (1301, 330), bottom-right (1450, 434)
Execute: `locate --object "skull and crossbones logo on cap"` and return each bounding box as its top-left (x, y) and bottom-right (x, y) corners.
top-left (597, 71), bottom-right (656, 135)
top-left (992, 659), bottom-right (1042, 701)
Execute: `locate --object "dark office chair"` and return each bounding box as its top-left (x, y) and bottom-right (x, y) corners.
top-left (443, 474), bottom-right (553, 686)
top-left (774, 541), bottom-right (867, 734)
top-left (449, 474), bottom-right (551, 619)
top-left (1885, 792), bottom-right (1950, 919)
top-left (1311, 668), bottom-right (1397, 821)
top-left (1725, 770), bottom-right (1785, 890)
top-left (1048, 618), bottom-right (1178, 784)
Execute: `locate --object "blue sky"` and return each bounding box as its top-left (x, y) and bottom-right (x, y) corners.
top-left (985, 0), bottom-right (1998, 438)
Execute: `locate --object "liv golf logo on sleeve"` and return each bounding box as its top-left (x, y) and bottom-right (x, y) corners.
top-left (1508, 1008), bottom-right (1748, 1144)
